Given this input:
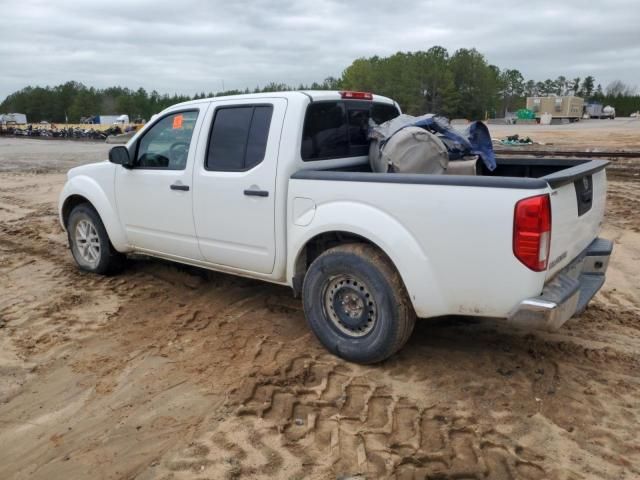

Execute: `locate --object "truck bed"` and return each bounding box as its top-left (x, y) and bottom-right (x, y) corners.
top-left (294, 157), bottom-right (608, 190)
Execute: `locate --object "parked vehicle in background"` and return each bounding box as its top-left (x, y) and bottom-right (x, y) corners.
top-left (59, 91), bottom-right (612, 363)
top-left (0, 112), bottom-right (28, 125)
top-left (584, 103), bottom-right (616, 119)
top-left (114, 115), bottom-right (130, 125)
top-left (86, 115), bottom-right (130, 125)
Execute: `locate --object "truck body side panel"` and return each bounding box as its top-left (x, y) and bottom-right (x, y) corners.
top-left (288, 178), bottom-right (549, 318)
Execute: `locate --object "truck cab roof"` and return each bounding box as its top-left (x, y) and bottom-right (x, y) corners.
top-left (171, 90), bottom-right (397, 110)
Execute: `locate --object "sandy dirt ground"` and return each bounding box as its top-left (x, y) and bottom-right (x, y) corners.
top-left (0, 124), bottom-right (639, 479)
top-left (490, 118), bottom-right (640, 181)
top-left (489, 117), bottom-right (640, 150)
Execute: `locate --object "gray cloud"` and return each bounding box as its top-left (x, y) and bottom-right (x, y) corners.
top-left (1, 0), bottom-right (638, 99)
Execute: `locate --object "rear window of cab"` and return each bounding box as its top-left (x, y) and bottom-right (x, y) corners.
top-left (301, 101), bottom-right (399, 161)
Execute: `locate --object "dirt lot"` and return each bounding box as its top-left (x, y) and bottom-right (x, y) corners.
top-left (0, 122), bottom-right (639, 480)
top-left (490, 117), bottom-right (640, 150)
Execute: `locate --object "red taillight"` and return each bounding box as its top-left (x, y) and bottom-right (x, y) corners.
top-left (513, 194), bottom-right (551, 271)
top-left (340, 91), bottom-right (373, 100)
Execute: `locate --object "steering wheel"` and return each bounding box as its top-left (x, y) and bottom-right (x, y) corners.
top-left (169, 142), bottom-right (190, 168)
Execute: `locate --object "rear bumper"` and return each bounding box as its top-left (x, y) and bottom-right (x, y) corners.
top-left (508, 237), bottom-right (612, 330)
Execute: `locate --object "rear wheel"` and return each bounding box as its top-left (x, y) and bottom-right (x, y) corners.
top-left (302, 243), bottom-right (415, 364)
top-left (67, 204), bottom-right (125, 274)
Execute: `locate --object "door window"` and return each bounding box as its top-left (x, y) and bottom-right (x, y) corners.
top-left (135, 110), bottom-right (199, 170)
top-left (206, 105), bottom-right (274, 171)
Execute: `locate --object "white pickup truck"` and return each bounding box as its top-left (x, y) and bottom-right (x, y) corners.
top-left (59, 90), bottom-right (612, 363)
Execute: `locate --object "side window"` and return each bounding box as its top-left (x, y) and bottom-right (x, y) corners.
top-left (206, 105), bottom-right (273, 171)
top-left (136, 111), bottom-right (198, 169)
top-left (371, 103), bottom-right (400, 124)
top-left (301, 102), bottom-right (348, 160)
top-left (301, 101), bottom-right (400, 161)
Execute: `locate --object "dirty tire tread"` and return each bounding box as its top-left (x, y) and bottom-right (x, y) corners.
top-left (302, 243), bottom-right (416, 364)
top-left (364, 244), bottom-right (416, 354)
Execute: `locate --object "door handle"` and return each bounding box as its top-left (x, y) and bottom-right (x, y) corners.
top-left (244, 189), bottom-right (269, 197)
top-left (170, 183), bottom-right (190, 191)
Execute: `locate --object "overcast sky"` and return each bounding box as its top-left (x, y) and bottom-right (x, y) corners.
top-left (1, 0), bottom-right (638, 100)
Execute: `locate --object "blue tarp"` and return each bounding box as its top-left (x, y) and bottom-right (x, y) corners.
top-left (407, 116), bottom-right (496, 171)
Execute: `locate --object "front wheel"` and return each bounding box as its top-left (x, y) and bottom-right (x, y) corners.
top-left (302, 244), bottom-right (415, 364)
top-left (67, 204), bottom-right (125, 274)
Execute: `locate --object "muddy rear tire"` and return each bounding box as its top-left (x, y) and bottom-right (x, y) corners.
top-left (302, 243), bottom-right (416, 364)
top-left (67, 204), bottom-right (125, 275)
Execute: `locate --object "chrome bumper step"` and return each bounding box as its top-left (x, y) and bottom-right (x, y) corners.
top-left (508, 237), bottom-right (612, 331)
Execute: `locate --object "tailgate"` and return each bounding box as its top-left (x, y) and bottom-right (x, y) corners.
top-left (544, 160), bottom-right (609, 279)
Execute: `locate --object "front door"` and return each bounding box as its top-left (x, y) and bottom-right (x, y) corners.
top-left (115, 106), bottom-right (208, 260)
top-left (192, 98), bottom-right (286, 274)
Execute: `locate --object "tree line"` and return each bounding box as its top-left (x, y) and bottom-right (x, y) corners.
top-left (2, 47), bottom-right (639, 123)
top-left (339, 47), bottom-right (640, 118)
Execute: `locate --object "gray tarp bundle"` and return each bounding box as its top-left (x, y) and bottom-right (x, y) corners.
top-left (368, 114), bottom-right (496, 174)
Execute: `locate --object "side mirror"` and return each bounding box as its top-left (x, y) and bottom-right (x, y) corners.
top-left (109, 146), bottom-right (133, 168)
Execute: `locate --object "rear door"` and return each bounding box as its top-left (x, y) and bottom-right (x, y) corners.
top-left (545, 165), bottom-right (607, 278)
top-left (192, 98), bottom-right (287, 274)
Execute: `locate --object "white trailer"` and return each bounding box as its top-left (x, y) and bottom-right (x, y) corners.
top-left (0, 113), bottom-right (28, 125)
top-left (91, 115), bottom-right (130, 125)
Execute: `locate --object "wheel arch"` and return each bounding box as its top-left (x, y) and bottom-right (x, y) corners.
top-left (291, 230), bottom-right (394, 295)
top-left (61, 194), bottom-right (91, 228)
top-left (59, 176), bottom-right (129, 252)
top-left (290, 227), bottom-right (444, 318)
top-left (288, 199), bottom-right (448, 317)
